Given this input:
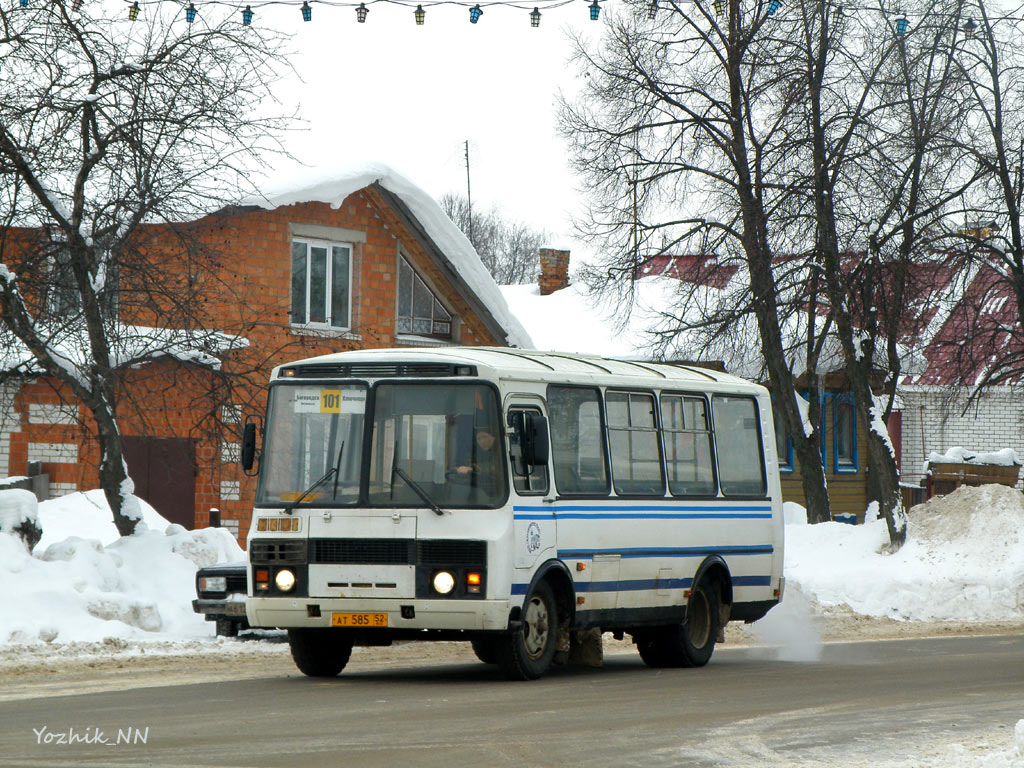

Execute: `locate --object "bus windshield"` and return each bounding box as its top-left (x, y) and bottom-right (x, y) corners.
top-left (256, 381), bottom-right (507, 509)
top-left (256, 384), bottom-right (368, 506)
top-left (367, 383), bottom-right (507, 508)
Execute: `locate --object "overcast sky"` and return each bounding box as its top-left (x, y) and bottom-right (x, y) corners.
top-left (258, 1), bottom-right (603, 259)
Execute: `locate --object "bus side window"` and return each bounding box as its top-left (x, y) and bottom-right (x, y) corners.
top-left (508, 408), bottom-right (549, 495)
top-left (547, 385), bottom-right (609, 496)
top-left (661, 394), bottom-right (716, 496)
top-left (606, 391), bottom-right (664, 496)
top-left (712, 395), bottom-right (767, 496)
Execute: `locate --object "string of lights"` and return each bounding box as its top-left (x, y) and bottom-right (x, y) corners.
top-left (11, 0), bottom-right (997, 36)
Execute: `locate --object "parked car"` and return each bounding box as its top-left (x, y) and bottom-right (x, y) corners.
top-left (193, 561), bottom-right (249, 637)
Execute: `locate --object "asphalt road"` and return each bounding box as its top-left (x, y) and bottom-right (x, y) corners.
top-left (2, 634), bottom-right (1022, 767)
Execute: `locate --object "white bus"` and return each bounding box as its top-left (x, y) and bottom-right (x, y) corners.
top-left (242, 347), bottom-right (784, 680)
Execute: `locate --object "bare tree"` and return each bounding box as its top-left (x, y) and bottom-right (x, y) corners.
top-left (0, 1), bottom-right (289, 535)
top-left (559, 0), bottom-right (834, 523)
top-left (439, 193), bottom-right (546, 285)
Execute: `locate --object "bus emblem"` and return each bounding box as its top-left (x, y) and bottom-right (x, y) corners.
top-left (526, 522), bottom-right (541, 553)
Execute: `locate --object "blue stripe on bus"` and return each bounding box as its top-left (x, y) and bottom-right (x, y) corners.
top-left (510, 574), bottom-right (772, 595)
top-left (557, 545), bottom-right (773, 559)
top-left (512, 505), bottom-right (772, 522)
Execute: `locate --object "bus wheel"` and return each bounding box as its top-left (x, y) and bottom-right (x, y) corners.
top-left (288, 628), bottom-right (353, 677)
top-left (471, 637), bottom-right (500, 664)
top-left (638, 580), bottom-right (720, 669)
top-left (497, 581), bottom-right (558, 680)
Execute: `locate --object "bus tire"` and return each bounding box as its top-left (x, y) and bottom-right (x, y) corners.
top-left (288, 628), bottom-right (353, 677)
top-left (497, 581), bottom-right (558, 680)
top-left (471, 637), bottom-right (500, 664)
top-left (637, 580), bottom-right (719, 668)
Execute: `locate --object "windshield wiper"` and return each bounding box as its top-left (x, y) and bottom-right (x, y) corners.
top-left (283, 466), bottom-right (336, 515)
top-left (393, 465), bottom-right (445, 516)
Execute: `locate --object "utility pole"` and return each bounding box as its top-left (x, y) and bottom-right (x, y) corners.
top-left (465, 140), bottom-right (474, 246)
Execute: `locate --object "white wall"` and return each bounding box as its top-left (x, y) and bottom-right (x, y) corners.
top-left (899, 386), bottom-right (1024, 488)
top-left (0, 382), bottom-right (20, 479)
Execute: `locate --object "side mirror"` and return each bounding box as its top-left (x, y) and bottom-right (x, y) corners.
top-left (241, 421), bottom-right (257, 473)
top-left (522, 412), bottom-right (549, 467)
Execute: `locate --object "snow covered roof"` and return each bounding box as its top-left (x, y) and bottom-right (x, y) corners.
top-left (0, 324), bottom-right (247, 380)
top-left (242, 162), bottom-right (532, 349)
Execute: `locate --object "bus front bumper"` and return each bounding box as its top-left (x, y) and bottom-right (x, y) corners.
top-left (246, 596), bottom-right (511, 632)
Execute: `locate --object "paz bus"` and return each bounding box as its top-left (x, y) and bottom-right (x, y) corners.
top-left (242, 347), bottom-right (785, 680)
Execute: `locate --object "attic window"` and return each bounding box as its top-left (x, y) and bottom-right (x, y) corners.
top-left (396, 255), bottom-right (453, 340)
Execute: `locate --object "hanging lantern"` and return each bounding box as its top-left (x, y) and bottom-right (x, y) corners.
top-left (529, 6), bottom-right (540, 25)
top-left (301, 0), bottom-right (311, 20)
top-left (242, 4), bottom-right (253, 24)
top-left (648, 0), bottom-right (658, 18)
top-left (469, 3), bottom-right (482, 22)
top-left (713, 0), bottom-right (726, 17)
top-left (895, 12), bottom-right (908, 36)
top-left (767, 0), bottom-right (780, 15)
top-left (128, 0), bottom-right (139, 18)
top-left (19, 0), bottom-right (28, 7)
top-left (964, 17), bottom-right (977, 38)
top-left (414, 4), bottom-right (425, 23)
top-left (185, 2), bottom-right (196, 22)
top-left (589, 0), bottom-right (600, 20)
top-left (356, 2), bottom-right (368, 22)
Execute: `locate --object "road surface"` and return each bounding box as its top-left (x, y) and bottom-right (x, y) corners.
top-left (1, 634), bottom-right (1022, 767)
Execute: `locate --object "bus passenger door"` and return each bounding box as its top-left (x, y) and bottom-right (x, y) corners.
top-left (506, 401), bottom-right (554, 570)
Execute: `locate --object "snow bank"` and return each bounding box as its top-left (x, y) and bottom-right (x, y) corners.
top-left (787, 484), bottom-right (1024, 622)
top-left (0, 491), bottom-right (243, 646)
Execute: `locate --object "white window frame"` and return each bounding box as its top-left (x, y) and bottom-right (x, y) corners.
top-left (290, 237), bottom-right (353, 331)
top-left (395, 253), bottom-right (455, 341)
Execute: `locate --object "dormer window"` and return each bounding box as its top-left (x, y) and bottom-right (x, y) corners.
top-left (396, 255), bottom-right (453, 340)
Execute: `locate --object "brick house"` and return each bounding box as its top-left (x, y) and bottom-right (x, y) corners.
top-left (0, 165), bottom-right (530, 540)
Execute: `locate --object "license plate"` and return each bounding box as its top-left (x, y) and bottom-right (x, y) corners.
top-left (225, 603), bottom-right (247, 616)
top-left (331, 612), bottom-right (388, 628)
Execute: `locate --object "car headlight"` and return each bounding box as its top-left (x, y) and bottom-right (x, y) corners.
top-left (275, 569), bottom-right (297, 592)
top-left (199, 576), bottom-right (227, 593)
top-left (432, 570), bottom-right (455, 595)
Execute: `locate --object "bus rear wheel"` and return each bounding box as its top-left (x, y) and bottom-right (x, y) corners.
top-left (288, 628), bottom-right (354, 677)
top-left (497, 581), bottom-right (558, 680)
top-left (637, 580), bottom-right (720, 669)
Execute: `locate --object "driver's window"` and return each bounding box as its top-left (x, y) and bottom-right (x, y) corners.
top-left (508, 407), bottom-right (549, 495)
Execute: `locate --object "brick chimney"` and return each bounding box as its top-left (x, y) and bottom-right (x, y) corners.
top-left (538, 248), bottom-right (570, 295)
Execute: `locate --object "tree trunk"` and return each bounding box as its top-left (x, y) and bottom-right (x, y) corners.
top-left (89, 390), bottom-right (142, 537)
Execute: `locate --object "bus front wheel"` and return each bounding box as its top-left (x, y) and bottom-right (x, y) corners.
top-left (497, 581), bottom-right (558, 680)
top-left (288, 628), bottom-right (354, 677)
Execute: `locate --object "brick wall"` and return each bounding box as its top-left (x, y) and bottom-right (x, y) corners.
top-left (898, 386), bottom-right (1024, 488)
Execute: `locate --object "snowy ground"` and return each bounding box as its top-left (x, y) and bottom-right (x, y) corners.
top-left (1, 484), bottom-right (1023, 764)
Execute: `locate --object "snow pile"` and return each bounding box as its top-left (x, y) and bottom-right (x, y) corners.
top-left (0, 488), bottom-right (37, 532)
top-left (926, 446), bottom-right (1022, 467)
top-left (787, 484), bottom-right (1024, 622)
top-left (0, 491), bottom-right (243, 646)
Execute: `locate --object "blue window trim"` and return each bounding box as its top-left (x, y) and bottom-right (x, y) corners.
top-left (776, 411), bottom-right (795, 473)
top-left (830, 393), bottom-right (858, 474)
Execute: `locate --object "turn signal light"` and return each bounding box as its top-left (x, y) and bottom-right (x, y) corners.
top-left (255, 568), bottom-right (270, 592)
top-left (466, 572), bottom-right (482, 594)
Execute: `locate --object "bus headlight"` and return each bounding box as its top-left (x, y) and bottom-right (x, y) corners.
top-left (432, 571), bottom-right (455, 595)
top-left (275, 569), bottom-right (297, 592)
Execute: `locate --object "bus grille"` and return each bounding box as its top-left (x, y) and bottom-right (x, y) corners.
top-left (225, 573), bottom-right (248, 592)
top-left (251, 540), bottom-right (307, 564)
top-left (309, 538), bottom-right (485, 566)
